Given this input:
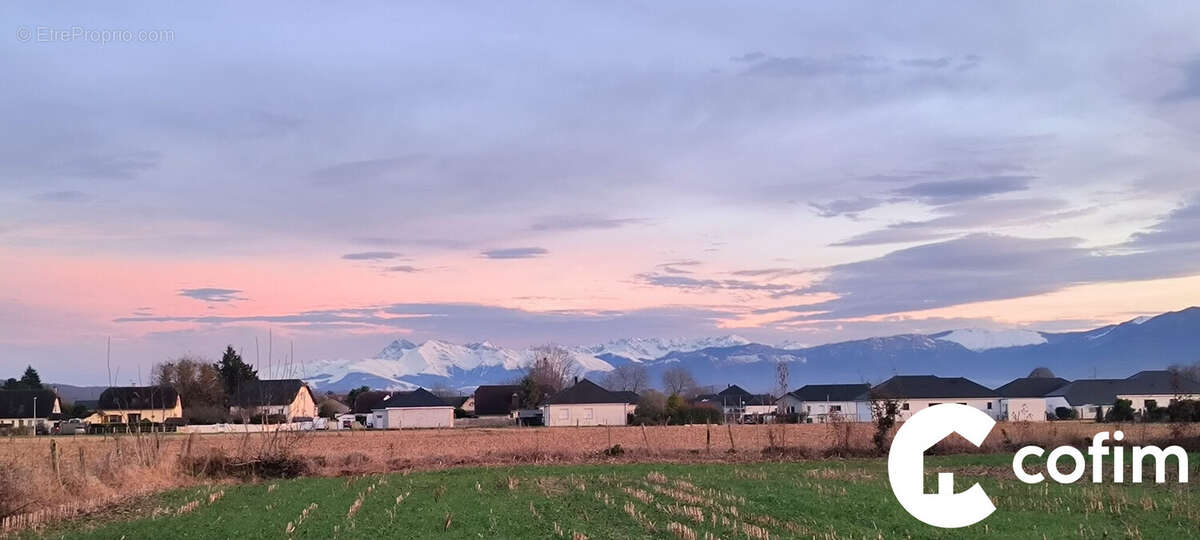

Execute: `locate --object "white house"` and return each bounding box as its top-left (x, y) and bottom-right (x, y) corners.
top-left (994, 370), bottom-right (1069, 420)
top-left (696, 385), bottom-right (775, 423)
top-left (0, 389), bottom-right (61, 431)
top-left (543, 379), bottom-right (629, 427)
top-left (776, 383), bottom-right (870, 423)
top-left (369, 388), bottom-right (454, 429)
top-left (230, 379), bottom-right (318, 422)
top-left (1047, 370), bottom-right (1200, 420)
top-left (864, 375), bottom-right (1001, 421)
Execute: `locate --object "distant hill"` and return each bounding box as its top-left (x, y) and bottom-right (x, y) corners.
top-left (300, 307), bottom-right (1200, 393)
top-left (48, 384), bottom-right (108, 403)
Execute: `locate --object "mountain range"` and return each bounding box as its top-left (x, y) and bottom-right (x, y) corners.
top-left (300, 307), bottom-right (1200, 393)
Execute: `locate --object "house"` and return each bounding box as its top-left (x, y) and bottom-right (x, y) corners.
top-left (865, 375), bottom-right (1000, 421)
top-left (0, 389), bottom-right (61, 430)
top-left (473, 385), bottom-right (523, 418)
top-left (775, 383), bottom-right (870, 423)
top-left (994, 368), bottom-right (1070, 420)
top-left (229, 379), bottom-right (318, 422)
top-left (358, 388), bottom-right (454, 429)
top-left (1047, 370), bottom-right (1200, 419)
top-left (91, 386), bottom-right (183, 424)
top-left (543, 379), bottom-right (629, 427)
top-left (696, 385), bottom-right (774, 423)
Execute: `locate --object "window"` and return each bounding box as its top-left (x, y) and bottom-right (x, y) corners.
top-left (901, 403), bottom-right (910, 410)
top-left (584, 408), bottom-right (594, 420)
top-left (107, 415), bottom-right (121, 423)
top-left (830, 405), bottom-right (842, 412)
top-left (1146, 399), bottom-right (1158, 409)
top-left (559, 408), bottom-right (569, 420)
top-left (127, 413), bottom-right (141, 424)
top-left (986, 402), bottom-right (992, 410)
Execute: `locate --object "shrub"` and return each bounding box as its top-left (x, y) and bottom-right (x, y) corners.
top-left (1168, 399), bottom-right (1200, 422)
top-left (1055, 407), bottom-right (1077, 420)
top-left (1105, 399), bottom-right (1134, 422)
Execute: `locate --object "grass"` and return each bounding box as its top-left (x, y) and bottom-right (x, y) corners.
top-left (28, 453), bottom-right (1200, 539)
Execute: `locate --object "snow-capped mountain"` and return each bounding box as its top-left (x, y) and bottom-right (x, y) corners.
top-left (932, 328), bottom-right (1047, 352)
top-left (305, 338), bottom-right (620, 392)
top-left (304, 307), bottom-right (1200, 393)
top-left (584, 336), bottom-right (751, 361)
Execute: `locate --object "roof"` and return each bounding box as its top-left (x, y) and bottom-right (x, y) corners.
top-left (0, 389), bottom-right (59, 418)
top-left (718, 385), bottom-right (752, 397)
top-left (547, 379), bottom-right (627, 405)
top-left (317, 398), bottom-right (350, 414)
top-left (98, 386), bottom-right (179, 410)
top-left (355, 388), bottom-right (447, 412)
top-left (1122, 370), bottom-right (1200, 395)
top-left (230, 379), bottom-right (310, 407)
top-left (1046, 370), bottom-right (1200, 406)
top-left (613, 390), bottom-right (640, 404)
top-left (473, 385), bottom-right (523, 416)
top-left (786, 384), bottom-right (871, 402)
top-left (870, 376), bottom-right (997, 399)
top-left (1045, 379), bottom-right (1125, 407)
top-left (994, 377), bottom-right (1070, 398)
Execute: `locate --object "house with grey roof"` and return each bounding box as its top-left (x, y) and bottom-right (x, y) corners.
top-left (775, 383), bottom-right (870, 423)
top-left (543, 378), bottom-right (630, 426)
top-left (865, 375), bottom-right (1008, 421)
top-left (359, 388), bottom-right (454, 429)
top-left (0, 389), bottom-right (61, 431)
top-left (1046, 370), bottom-right (1200, 419)
top-left (994, 368), bottom-right (1070, 420)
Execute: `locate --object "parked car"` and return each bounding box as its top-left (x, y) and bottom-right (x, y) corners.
top-left (55, 419), bottom-right (87, 435)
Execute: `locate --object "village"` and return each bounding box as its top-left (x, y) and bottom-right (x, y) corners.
top-left (4, 346), bottom-right (1200, 436)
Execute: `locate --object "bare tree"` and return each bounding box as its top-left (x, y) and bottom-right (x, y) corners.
top-left (152, 355), bottom-right (226, 423)
top-left (602, 363), bottom-right (649, 392)
top-left (775, 361), bottom-right (790, 398)
top-left (525, 344), bottom-right (580, 393)
top-left (661, 365), bottom-right (697, 397)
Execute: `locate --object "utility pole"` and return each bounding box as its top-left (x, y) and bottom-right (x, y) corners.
top-left (33, 395), bottom-right (38, 434)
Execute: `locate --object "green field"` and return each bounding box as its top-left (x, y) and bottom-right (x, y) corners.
top-left (34, 454), bottom-right (1199, 539)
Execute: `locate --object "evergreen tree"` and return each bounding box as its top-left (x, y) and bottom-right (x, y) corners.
top-left (214, 346), bottom-right (257, 395)
top-left (346, 386), bottom-right (371, 409)
top-left (18, 366), bottom-right (43, 389)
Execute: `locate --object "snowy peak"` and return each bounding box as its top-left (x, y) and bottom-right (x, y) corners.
top-left (378, 339), bottom-right (418, 358)
top-left (934, 328), bottom-right (1047, 352)
top-left (586, 335), bottom-right (751, 361)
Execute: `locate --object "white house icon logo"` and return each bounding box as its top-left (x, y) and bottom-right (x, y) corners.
top-left (887, 403), bottom-right (996, 528)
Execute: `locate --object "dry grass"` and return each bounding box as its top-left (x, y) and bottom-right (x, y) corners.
top-left (1, 421), bottom-right (1193, 534)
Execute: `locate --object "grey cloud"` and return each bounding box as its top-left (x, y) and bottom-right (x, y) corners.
top-left (481, 247), bottom-right (548, 259)
top-left (729, 268), bottom-right (803, 278)
top-left (892, 176), bottom-right (1033, 205)
top-left (809, 197), bottom-right (886, 218)
top-left (772, 201), bottom-right (1200, 319)
top-left (656, 260), bottom-right (703, 275)
top-left (1161, 58), bottom-right (1200, 102)
top-left (744, 55), bottom-right (889, 78)
top-left (902, 57), bottom-right (953, 69)
top-left (342, 251), bottom-right (404, 261)
top-left (384, 265), bottom-right (419, 273)
top-left (115, 302), bottom-right (735, 346)
top-left (32, 190), bottom-right (89, 202)
top-left (530, 214), bottom-right (647, 232)
top-left (178, 288), bottom-right (244, 303)
top-left (63, 151), bottom-right (160, 180)
top-left (309, 155), bottom-right (426, 186)
top-left (831, 198), bottom-right (1081, 246)
top-left (638, 273), bottom-right (794, 293)
top-left (1125, 195), bottom-right (1200, 248)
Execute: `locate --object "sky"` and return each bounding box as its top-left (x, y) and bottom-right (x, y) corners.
top-left (3, 2), bottom-right (1200, 384)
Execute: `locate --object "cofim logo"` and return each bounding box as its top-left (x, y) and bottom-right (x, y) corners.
top-left (887, 404), bottom-right (1189, 529)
